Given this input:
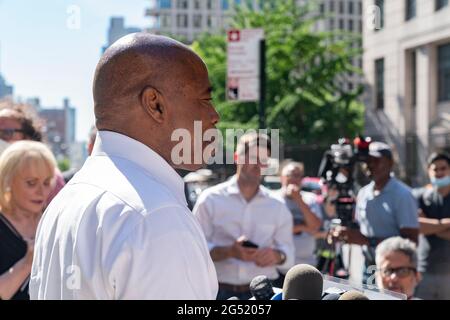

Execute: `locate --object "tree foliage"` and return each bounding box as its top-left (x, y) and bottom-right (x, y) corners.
top-left (191, 0), bottom-right (364, 146)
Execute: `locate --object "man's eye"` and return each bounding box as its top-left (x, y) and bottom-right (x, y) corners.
top-left (27, 180), bottom-right (37, 186)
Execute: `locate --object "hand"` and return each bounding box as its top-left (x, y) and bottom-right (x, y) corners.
top-left (330, 226), bottom-right (368, 245)
top-left (24, 237), bottom-right (35, 266)
top-left (254, 248), bottom-right (281, 267)
top-left (285, 184), bottom-right (301, 201)
top-left (231, 238), bottom-right (257, 262)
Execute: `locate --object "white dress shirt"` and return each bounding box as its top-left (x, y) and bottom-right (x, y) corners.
top-left (29, 131), bottom-right (218, 300)
top-left (193, 176), bottom-right (295, 285)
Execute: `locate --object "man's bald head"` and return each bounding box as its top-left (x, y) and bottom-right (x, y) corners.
top-left (92, 32), bottom-right (219, 171)
top-left (93, 33), bottom-right (206, 127)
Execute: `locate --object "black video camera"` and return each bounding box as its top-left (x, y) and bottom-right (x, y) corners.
top-left (318, 136), bottom-right (371, 227)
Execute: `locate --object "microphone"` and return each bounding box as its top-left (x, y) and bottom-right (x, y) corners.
top-left (249, 275), bottom-right (275, 300)
top-left (322, 293), bottom-right (341, 300)
top-left (338, 290), bottom-right (369, 300)
top-left (227, 296), bottom-right (240, 300)
top-left (282, 264), bottom-right (323, 300)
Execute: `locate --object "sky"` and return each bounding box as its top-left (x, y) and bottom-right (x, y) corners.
top-left (0, 0), bottom-right (149, 142)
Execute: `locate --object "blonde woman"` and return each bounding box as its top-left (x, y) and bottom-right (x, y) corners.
top-left (0, 141), bottom-right (56, 300)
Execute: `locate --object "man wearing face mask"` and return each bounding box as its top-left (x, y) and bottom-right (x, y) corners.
top-left (414, 152), bottom-right (450, 299)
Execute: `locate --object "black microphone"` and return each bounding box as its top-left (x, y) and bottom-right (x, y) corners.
top-left (249, 275), bottom-right (275, 300)
top-left (322, 293), bottom-right (341, 300)
top-left (282, 264), bottom-right (323, 300)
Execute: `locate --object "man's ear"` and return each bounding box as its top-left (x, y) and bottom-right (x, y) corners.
top-left (140, 86), bottom-right (165, 123)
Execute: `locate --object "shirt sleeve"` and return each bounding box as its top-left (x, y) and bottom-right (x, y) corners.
top-left (273, 202), bottom-right (295, 270)
top-left (192, 191), bottom-right (217, 252)
top-left (108, 205), bottom-right (217, 300)
top-left (395, 190), bottom-right (419, 229)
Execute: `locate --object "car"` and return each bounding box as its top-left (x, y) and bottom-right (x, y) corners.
top-left (301, 177), bottom-right (327, 204)
top-left (262, 175), bottom-right (281, 190)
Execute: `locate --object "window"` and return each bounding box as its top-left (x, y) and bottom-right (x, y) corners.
top-left (207, 15), bottom-right (218, 27)
top-left (158, 0), bottom-right (172, 9)
top-left (193, 14), bottom-right (202, 28)
top-left (375, 58), bottom-right (385, 109)
top-left (405, 0), bottom-right (416, 21)
top-left (222, 0), bottom-right (229, 10)
top-left (339, 19), bottom-right (344, 30)
top-left (194, 0), bottom-right (201, 9)
top-left (330, 1), bottom-right (335, 12)
top-left (349, 19), bottom-right (354, 31)
top-left (349, 1), bottom-right (354, 14)
top-left (177, 0), bottom-right (188, 9)
top-left (358, 19), bottom-right (362, 32)
top-left (436, 0), bottom-right (449, 10)
top-left (411, 50), bottom-right (417, 106)
top-left (375, 0), bottom-right (384, 30)
top-left (161, 14), bottom-right (171, 27)
top-left (339, 1), bottom-right (344, 14)
top-left (438, 43), bottom-right (450, 102)
top-left (358, 1), bottom-right (362, 14)
top-left (320, 2), bottom-right (325, 14)
top-left (177, 14), bottom-right (188, 27)
top-left (329, 18), bottom-right (335, 30)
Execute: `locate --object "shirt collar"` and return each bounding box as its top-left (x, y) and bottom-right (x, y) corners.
top-left (225, 175), bottom-right (269, 198)
top-left (369, 176), bottom-right (395, 195)
top-left (91, 130), bottom-right (187, 206)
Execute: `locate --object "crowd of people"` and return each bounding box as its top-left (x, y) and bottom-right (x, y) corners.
top-left (0, 33), bottom-right (448, 300)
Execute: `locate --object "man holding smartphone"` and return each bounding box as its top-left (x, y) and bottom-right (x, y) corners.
top-left (193, 133), bottom-right (295, 300)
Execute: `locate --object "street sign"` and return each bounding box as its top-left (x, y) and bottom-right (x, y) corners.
top-left (227, 28), bottom-right (264, 102)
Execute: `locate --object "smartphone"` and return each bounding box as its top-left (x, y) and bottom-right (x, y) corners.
top-left (241, 240), bottom-right (259, 249)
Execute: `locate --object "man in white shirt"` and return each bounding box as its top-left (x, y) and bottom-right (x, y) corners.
top-left (29, 33), bottom-right (220, 299)
top-left (193, 133), bottom-right (295, 300)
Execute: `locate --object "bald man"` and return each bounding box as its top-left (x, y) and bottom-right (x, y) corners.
top-left (30, 33), bottom-right (220, 299)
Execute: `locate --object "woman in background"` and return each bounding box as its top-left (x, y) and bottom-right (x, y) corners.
top-left (0, 141), bottom-right (56, 299)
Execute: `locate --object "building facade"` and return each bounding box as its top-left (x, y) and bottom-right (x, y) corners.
top-left (0, 74), bottom-right (13, 99)
top-left (363, 0), bottom-right (450, 185)
top-left (102, 17), bottom-right (142, 52)
top-left (37, 98), bottom-right (77, 160)
top-left (145, 0), bottom-right (249, 43)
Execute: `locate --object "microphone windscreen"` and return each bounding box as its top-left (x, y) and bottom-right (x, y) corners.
top-left (282, 264), bottom-right (323, 300)
top-left (322, 293), bottom-right (341, 300)
top-left (338, 290), bottom-right (369, 300)
top-left (249, 275), bottom-right (274, 300)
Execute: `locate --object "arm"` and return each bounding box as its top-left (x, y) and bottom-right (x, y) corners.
top-left (400, 228), bottom-right (419, 245)
top-left (436, 229), bottom-right (450, 241)
top-left (419, 216), bottom-right (450, 235)
top-left (292, 197), bottom-right (322, 234)
top-left (0, 242), bottom-right (33, 300)
top-left (287, 186), bottom-right (321, 234)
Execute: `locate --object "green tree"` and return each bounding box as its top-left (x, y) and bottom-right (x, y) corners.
top-left (191, 0), bottom-right (364, 146)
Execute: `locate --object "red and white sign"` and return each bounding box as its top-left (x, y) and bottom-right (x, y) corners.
top-left (227, 29), bottom-right (264, 102)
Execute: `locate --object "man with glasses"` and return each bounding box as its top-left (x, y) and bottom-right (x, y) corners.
top-left (375, 236), bottom-right (422, 300)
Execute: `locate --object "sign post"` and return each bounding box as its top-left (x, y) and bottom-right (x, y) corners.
top-left (227, 29), bottom-right (266, 128)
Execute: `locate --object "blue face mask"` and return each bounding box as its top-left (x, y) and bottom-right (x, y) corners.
top-left (431, 175), bottom-right (450, 189)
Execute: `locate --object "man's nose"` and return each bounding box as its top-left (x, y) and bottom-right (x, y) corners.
top-left (210, 106), bottom-right (220, 126)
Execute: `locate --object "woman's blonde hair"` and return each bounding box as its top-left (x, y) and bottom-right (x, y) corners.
top-left (0, 141), bottom-right (56, 212)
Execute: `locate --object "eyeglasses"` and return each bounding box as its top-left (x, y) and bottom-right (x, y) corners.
top-left (380, 266), bottom-right (417, 278)
top-left (0, 128), bottom-right (25, 141)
